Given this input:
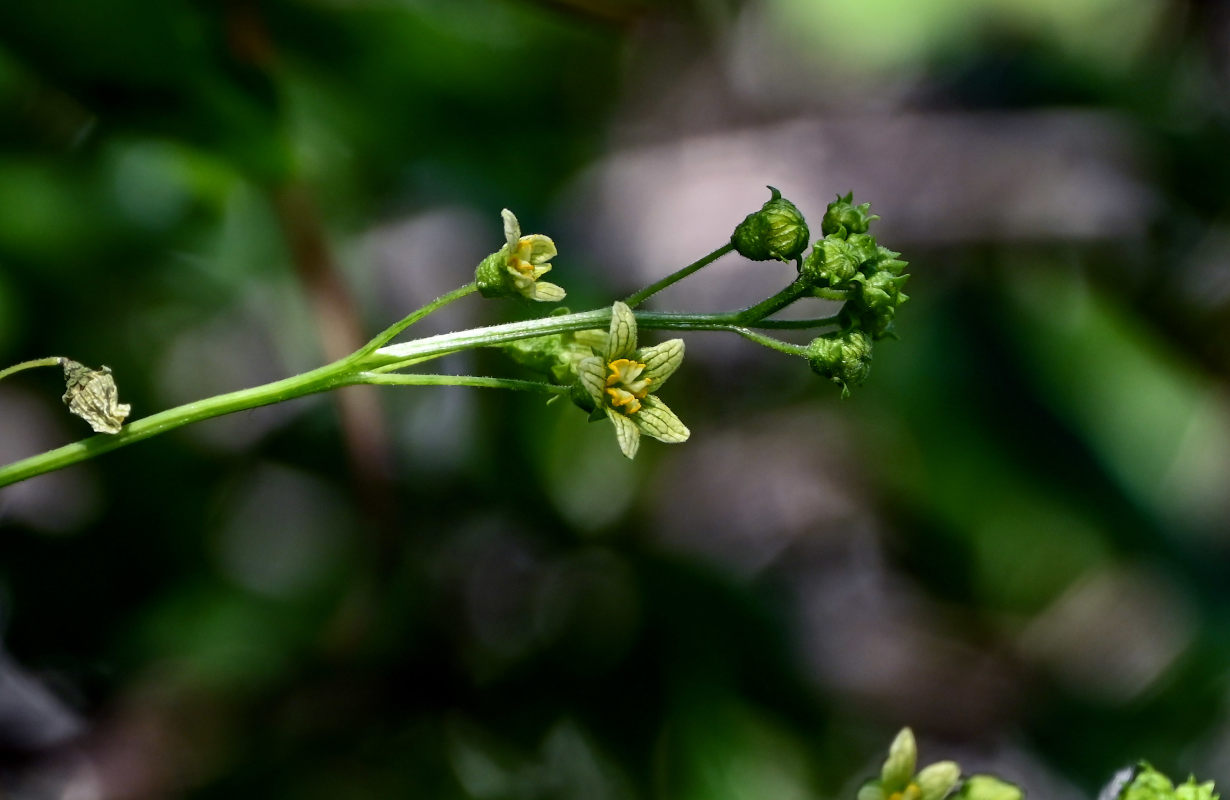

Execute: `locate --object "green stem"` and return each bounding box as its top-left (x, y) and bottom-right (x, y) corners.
top-left (0, 359), bottom-right (355, 489)
top-left (0, 298), bottom-right (837, 488)
top-left (366, 305), bottom-right (839, 372)
top-left (734, 280), bottom-right (811, 323)
top-left (356, 282), bottom-right (478, 357)
top-left (0, 357), bottom-right (62, 383)
top-left (753, 315), bottom-right (841, 330)
top-left (623, 244), bottom-right (734, 308)
top-left (356, 372), bottom-right (568, 394)
top-left (732, 327), bottom-right (809, 357)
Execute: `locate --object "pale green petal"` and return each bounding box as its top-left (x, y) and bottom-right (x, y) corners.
top-left (573, 329), bottom-right (608, 353)
top-left (858, 782), bottom-right (888, 800)
top-left (530, 263), bottom-right (551, 280)
top-left (633, 395), bottom-right (689, 443)
top-left (882, 728), bottom-right (917, 792)
top-left (530, 281), bottom-right (566, 302)
top-left (608, 301), bottom-right (637, 359)
top-left (577, 356), bottom-right (606, 405)
top-left (916, 761), bottom-right (960, 800)
top-left (524, 234), bottom-right (557, 264)
top-left (501, 208), bottom-right (520, 248)
top-left (636, 339), bottom-right (684, 388)
top-left (606, 408), bottom-right (640, 459)
top-left (955, 775), bottom-right (1023, 800)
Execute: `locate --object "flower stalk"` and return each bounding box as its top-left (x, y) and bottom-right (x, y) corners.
top-left (0, 191), bottom-right (910, 486)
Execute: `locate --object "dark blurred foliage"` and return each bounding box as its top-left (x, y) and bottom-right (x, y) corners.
top-left (2, 0), bottom-right (1230, 797)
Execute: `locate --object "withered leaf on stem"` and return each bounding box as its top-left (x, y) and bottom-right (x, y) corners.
top-left (60, 359), bottom-right (131, 434)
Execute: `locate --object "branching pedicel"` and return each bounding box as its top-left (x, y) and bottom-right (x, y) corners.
top-left (0, 189), bottom-right (910, 487)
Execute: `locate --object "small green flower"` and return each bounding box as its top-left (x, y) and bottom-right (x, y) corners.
top-left (858, 729), bottom-right (961, 800)
top-left (475, 209), bottom-right (566, 302)
top-left (577, 301), bottom-right (689, 459)
top-left (730, 186), bottom-right (810, 262)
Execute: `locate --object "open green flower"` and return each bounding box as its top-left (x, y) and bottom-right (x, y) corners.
top-left (577, 301), bottom-right (689, 459)
top-left (475, 209), bottom-right (566, 302)
top-left (859, 728), bottom-right (961, 800)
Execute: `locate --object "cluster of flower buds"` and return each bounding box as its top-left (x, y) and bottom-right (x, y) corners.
top-left (1107, 764), bottom-right (1219, 800)
top-left (801, 192), bottom-right (910, 340)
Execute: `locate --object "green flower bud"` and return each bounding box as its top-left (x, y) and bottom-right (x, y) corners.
top-left (872, 245), bottom-right (909, 276)
top-left (730, 186), bottom-right (810, 262)
top-left (859, 270), bottom-right (910, 311)
top-left (956, 775), bottom-right (1024, 800)
top-left (1124, 766), bottom-right (1173, 800)
top-left (916, 762), bottom-right (962, 800)
top-left (800, 233), bottom-right (860, 288)
top-left (846, 233), bottom-right (880, 269)
top-left (882, 728), bottom-right (919, 791)
top-left (808, 329), bottom-right (873, 397)
top-left (821, 192), bottom-right (879, 237)
top-left (1175, 778), bottom-right (1220, 800)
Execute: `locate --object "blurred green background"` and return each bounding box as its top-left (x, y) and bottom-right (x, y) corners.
top-left (2, 0), bottom-right (1230, 797)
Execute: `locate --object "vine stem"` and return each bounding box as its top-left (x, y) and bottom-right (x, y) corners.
top-left (357, 282), bottom-right (477, 355)
top-left (623, 244), bottom-right (734, 308)
top-left (0, 357), bottom-right (62, 383)
top-left (0, 300), bottom-right (836, 488)
top-left (355, 373), bottom-right (568, 394)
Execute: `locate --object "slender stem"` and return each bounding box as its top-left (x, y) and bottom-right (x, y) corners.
top-left (734, 280), bottom-right (811, 323)
top-left (0, 293), bottom-right (838, 487)
top-left (754, 315), bottom-right (841, 330)
top-left (732, 327), bottom-right (809, 357)
top-left (623, 244), bottom-right (734, 308)
top-left (355, 372), bottom-right (568, 394)
top-left (0, 360), bottom-right (355, 489)
top-left (366, 305), bottom-right (840, 372)
top-left (356, 282), bottom-right (478, 357)
top-left (0, 357), bottom-right (62, 383)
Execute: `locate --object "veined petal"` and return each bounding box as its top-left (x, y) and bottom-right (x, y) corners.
top-left (530, 263), bottom-right (552, 280)
top-left (606, 408), bottom-right (641, 459)
top-left (530, 281), bottom-right (566, 302)
top-left (577, 356), bottom-right (606, 405)
top-left (501, 209), bottom-right (521, 248)
top-left (633, 395), bottom-right (689, 443)
top-left (523, 234), bottom-right (557, 264)
top-left (636, 339), bottom-right (684, 388)
top-left (915, 761), bottom-right (960, 800)
top-left (882, 728), bottom-right (917, 792)
top-left (608, 301), bottom-right (637, 360)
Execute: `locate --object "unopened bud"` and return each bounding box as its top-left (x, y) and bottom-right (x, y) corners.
top-left (821, 192), bottom-right (879, 237)
top-left (731, 186), bottom-right (810, 262)
top-left (807, 329), bottom-right (873, 397)
top-left (800, 234), bottom-right (860, 287)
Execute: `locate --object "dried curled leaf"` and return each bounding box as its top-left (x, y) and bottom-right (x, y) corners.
top-left (60, 358), bottom-right (131, 434)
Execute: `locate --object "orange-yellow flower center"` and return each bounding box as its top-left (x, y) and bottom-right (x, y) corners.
top-left (605, 358), bottom-right (651, 414)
